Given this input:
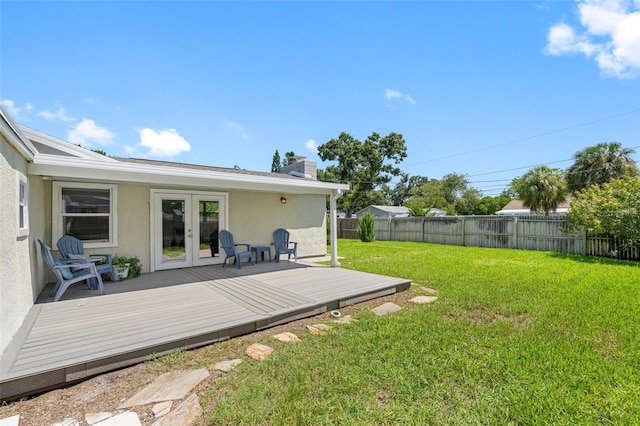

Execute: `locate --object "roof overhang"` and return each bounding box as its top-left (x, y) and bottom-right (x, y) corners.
top-left (1, 106), bottom-right (36, 161)
top-left (29, 154), bottom-right (349, 195)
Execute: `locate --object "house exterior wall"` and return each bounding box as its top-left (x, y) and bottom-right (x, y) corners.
top-left (0, 136), bottom-right (36, 354)
top-left (39, 184), bottom-right (328, 277)
top-left (228, 191), bottom-right (327, 257)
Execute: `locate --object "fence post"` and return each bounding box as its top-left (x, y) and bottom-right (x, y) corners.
top-left (583, 231), bottom-right (588, 255)
top-left (513, 216), bottom-right (518, 249)
top-left (461, 216), bottom-right (466, 246)
top-left (422, 216), bottom-right (426, 242)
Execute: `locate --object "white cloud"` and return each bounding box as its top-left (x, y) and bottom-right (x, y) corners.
top-left (137, 127), bottom-right (191, 157)
top-left (39, 106), bottom-right (74, 122)
top-left (384, 88), bottom-right (416, 105)
top-left (305, 139), bottom-right (317, 151)
top-left (1, 99), bottom-right (33, 119)
top-left (68, 119), bottom-right (116, 146)
top-left (226, 121), bottom-right (250, 139)
top-left (545, 0), bottom-right (640, 78)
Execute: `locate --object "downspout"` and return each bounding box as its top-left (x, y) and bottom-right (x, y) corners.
top-left (330, 189), bottom-right (342, 267)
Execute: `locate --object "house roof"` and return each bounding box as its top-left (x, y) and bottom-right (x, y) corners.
top-left (1, 106), bottom-right (37, 160)
top-left (496, 199), bottom-right (571, 215)
top-left (19, 124), bottom-right (349, 195)
top-left (355, 205), bottom-right (410, 216)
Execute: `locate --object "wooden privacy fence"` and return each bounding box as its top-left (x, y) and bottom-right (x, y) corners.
top-left (337, 215), bottom-right (639, 261)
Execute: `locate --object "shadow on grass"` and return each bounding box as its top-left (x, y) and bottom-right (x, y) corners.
top-left (548, 251), bottom-right (640, 267)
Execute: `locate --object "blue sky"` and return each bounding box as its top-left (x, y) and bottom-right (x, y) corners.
top-left (2, 0), bottom-right (639, 196)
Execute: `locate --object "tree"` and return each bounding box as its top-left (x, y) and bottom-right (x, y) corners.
top-left (566, 142), bottom-right (638, 193)
top-left (568, 176), bottom-right (640, 250)
top-left (283, 151), bottom-right (296, 167)
top-left (404, 173), bottom-right (479, 215)
top-left (512, 166), bottom-right (568, 215)
top-left (406, 201), bottom-right (426, 217)
top-left (385, 173), bottom-right (430, 206)
top-left (317, 132), bottom-right (407, 216)
top-left (271, 150), bottom-right (282, 173)
top-left (473, 195), bottom-right (511, 215)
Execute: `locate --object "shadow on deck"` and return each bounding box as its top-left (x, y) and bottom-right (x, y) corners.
top-left (1, 259), bottom-right (411, 400)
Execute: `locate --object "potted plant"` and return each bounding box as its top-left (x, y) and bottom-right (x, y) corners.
top-left (112, 255), bottom-right (142, 280)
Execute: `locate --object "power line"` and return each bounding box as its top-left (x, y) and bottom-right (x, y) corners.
top-left (403, 110), bottom-right (640, 168)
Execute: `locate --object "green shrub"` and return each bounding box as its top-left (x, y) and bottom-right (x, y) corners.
top-left (357, 212), bottom-right (376, 242)
top-left (112, 255), bottom-right (142, 280)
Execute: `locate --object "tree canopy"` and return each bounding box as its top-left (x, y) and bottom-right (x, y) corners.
top-left (568, 176), bottom-right (640, 250)
top-left (566, 142), bottom-right (638, 193)
top-left (317, 132), bottom-right (407, 216)
top-left (512, 166), bottom-right (568, 216)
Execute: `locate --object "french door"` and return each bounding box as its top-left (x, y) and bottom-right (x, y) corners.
top-left (151, 190), bottom-right (227, 271)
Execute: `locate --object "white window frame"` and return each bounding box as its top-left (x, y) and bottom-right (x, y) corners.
top-left (52, 181), bottom-right (118, 248)
top-left (17, 172), bottom-right (29, 237)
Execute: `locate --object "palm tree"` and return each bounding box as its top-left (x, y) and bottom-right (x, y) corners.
top-left (566, 142), bottom-right (638, 193)
top-left (513, 166), bottom-right (568, 216)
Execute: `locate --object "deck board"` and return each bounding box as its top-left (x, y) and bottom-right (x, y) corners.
top-left (1, 261), bottom-right (411, 400)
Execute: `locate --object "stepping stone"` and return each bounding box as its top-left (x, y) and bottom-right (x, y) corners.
top-left (421, 286), bottom-right (438, 294)
top-left (0, 416), bottom-right (20, 426)
top-left (410, 296), bottom-right (438, 304)
top-left (305, 325), bottom-right (326, 335)
top-left (333, 315), bottom-right (355, 324)
top-left (85, 412), bottom-right (113, 425)
top-left (312, 324), bottom-right (332, 331)
top-left (152, 401), bottom-right (173, 418)
top-left (118, 368), bottom-right (210, 408)
top-left (213, 359), bottom-right (243, 372)
top-left (152, 393), bottom-right (201, 426)
top-left (94, 412), bottom-right (141, 426)
top-left (246, 343), bottom-right (274, 361)
top-left (273, 332), bottom-right (301, 342)
top-left (372, 302), bottom-right (402, 316)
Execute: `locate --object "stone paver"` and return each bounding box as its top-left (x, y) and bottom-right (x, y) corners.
top-left (273, 332), bottom-right (301, 342)
top-left (0, 416), bottom-right (20, 426)
top-left (213, 359), bottom-right (243, 372)
top-left (372, 302), bottom-right (402, 316)
top-left (152, 401), bottom-right (173, 418)
top-left (333, 314), bottom-right (355, 324)
top-left (118, 369), bottom-right (210, 408)
top-left (94, 412), bottom-right (141, 426)
top-left (50, 420), bottom-right (78, 426)
top-left (312, 323), bottom-right (332, 331)
top-left (152, 393), bottom-right (201, 426)
top-left (246, 343), bottom-right (274, 361)
top-left (410, 296), bottom-right (438, 304)
top-left (421, 286), bottom-right (438, 294)
top-left (85, 412), bottom-right (112, 425)
top-left (305, 325), bottom-right (325, 335)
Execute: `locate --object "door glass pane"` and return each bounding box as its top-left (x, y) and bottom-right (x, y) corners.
top-left (199, 201), bottom-right (219, 259)
top-left (162, 199), bottom-right (186, 263)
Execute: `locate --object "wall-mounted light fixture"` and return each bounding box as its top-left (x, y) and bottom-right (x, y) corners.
top-left (280, 196), bottom-right (287, 204)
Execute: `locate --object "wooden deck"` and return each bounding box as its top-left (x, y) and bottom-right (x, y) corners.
top-left (0, 260), bottom-right (411, 400)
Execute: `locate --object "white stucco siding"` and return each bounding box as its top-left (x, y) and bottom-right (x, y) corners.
top-left (228, 192), bottom-right (327, 257)
top-left (0, 136), bottom-right (35, 354)
top-left (116, 184), bottom-right (151, 271)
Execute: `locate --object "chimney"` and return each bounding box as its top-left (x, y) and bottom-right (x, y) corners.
top-left (281, 156), bottom-right (317, 180)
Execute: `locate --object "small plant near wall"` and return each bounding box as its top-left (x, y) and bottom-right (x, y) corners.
top-left (357, 212), bottom-right (376, 242)
top-left (112, 255), bottom-right (142, 280)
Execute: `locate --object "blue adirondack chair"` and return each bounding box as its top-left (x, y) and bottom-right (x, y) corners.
top-left (219, 230), bottom-right (253, 269)
top-left (273, 228), bottom-right (298, 263)
top-left (57, 235), bottom-right (118, 282)
top-left (38, 239), bottom-right (105, 302)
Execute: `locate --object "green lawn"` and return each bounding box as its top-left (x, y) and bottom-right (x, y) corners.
top-left (192, 240), bottom-right (639, 425)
